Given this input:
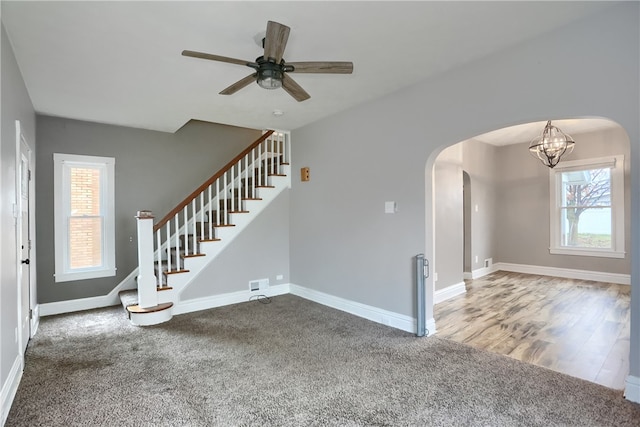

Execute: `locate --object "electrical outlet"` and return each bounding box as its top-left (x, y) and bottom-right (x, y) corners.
top-left (276, 274), bottom-right (283, 280)
top-left (434, 272), bottom-right (438, 281)
top-left (475, 255), bottom-right (478, 263)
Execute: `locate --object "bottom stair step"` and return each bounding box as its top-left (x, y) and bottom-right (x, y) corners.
top-left (119, 289), bottom-right (174, 326)
top-left (126, 302), bottom-right (173, 314)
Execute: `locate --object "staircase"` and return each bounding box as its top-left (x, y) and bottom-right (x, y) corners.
top-left (119, 130), bottom-right (291, 325)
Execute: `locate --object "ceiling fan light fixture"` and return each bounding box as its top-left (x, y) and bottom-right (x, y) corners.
top-left (256, 61), bottom-right (283, 90)
top-left (528, 120), bottom-right (575, 168)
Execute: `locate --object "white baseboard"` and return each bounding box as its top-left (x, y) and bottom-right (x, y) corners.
top-left (289, 283), bottom-right (417, 334)
top-left (469, 265), bottom-right (498, 279)
top-left (625, 375), bottom-right (640, 403)
top-left (40, 275), bottom-right (137, 317)
top-left (1, 356), bottom-right (23, 426)
top-left (174, 284), bottom-right (290, 315)
top-left (495, 262), bottom-right (630, 285)
top-left (463, 272), bottom-right (473, 280)
top-left (434, 281), bottom-right (466, 304)
top-left (40, 294), bottom-right (116, 317)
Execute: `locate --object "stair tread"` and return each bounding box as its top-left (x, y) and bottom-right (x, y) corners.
top-left (119, 290), bottom-right (139, 307)
top-left (165, 269), bottom-right (190, 275)
top-left (127, 302), bottom-right (173, 314)
top-left (183, 253), bottom-right (206, 258)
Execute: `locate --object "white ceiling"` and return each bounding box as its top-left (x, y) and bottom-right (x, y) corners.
top-left (1, 1), bottom-right (617, 133)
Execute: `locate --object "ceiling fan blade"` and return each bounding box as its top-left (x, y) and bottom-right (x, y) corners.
top-left (182, 50), bottom-right (250, 67)
top-left (264, 21), bottom-right (290, 63)
top-left (219, 73), bottom-right (257, 95)
top-left (281, 75), bottom-right (310, 102)
top-left (287, 62), bottom-right (354, 74)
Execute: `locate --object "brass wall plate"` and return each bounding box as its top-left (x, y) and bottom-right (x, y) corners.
top-left (301, 167), bottom-right (310, 182)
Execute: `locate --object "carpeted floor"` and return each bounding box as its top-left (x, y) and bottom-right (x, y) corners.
top-left (6, 294), bottom-right (640, 426)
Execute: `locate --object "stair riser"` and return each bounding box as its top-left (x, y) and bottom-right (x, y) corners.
top-left (129, 306), bottom-right (173, 326)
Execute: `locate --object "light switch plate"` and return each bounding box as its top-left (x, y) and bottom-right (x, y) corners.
top-left (385, 201), bottom-right (396, 214)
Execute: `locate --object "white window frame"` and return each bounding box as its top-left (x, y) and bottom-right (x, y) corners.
top-left (54, 153), bottom-right (116, 282)
top-left (549, 155), bottom-right (624, 259)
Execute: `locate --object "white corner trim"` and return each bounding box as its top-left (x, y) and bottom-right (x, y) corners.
top-left (289, 283), bottom-right (416, 334)
top-left (463, 272), bottom-right (473, 280)
top-left (1, 355), bottom-right (23, 426)
top-left (495, 262), bottom-right (630, 285)
top-left (434, 281), bottom-right (466, 304)
top-left (174, 284), bottom-right (290, 315)
top-left (30, 304), bottom-right (40, 338)
top-left (426, 317), bottom-right (437, 336)
top-left (625, 375), bottom-right (640, 403)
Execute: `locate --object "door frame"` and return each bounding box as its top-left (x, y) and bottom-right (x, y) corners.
top-left (15, 120), bottom-right (37, 362)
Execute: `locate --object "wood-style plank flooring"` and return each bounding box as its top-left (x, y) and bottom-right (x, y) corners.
top-left (434, 271), bottom-right (630, 390)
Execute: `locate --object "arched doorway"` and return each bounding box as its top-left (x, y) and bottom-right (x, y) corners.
top-left (429, 118), bottom-right (632, 390)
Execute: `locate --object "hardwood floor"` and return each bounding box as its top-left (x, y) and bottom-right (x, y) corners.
top-left (434, 271), bottom-right (630, 390)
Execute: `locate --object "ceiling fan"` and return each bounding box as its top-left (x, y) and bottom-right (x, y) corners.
top-left (182, 21), bottom-right (354, 102)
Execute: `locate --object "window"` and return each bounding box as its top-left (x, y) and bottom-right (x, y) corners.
top-left (54, 154), bottom-right (115, 282)
top-left (549, 155), bottom-right (624, 258)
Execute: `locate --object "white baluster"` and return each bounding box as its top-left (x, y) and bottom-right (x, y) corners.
top-left (200, 192), bottom-right (204, 241)
top-left (231, 164), bottom-right (235, 212)
top-left (183, 206), bottom-right (189, 256)
top-left (166, 222), bottom-right (172, 273)
top-left (223, 171), bottom-right (228, 225)
top-left (251, 146), bottom-right (256, 198)
top-left (216, 179), bottom-right (221, 226)
top-left (276, 133), bottom-right (282, 173)
top-left (174, 215), bottom-right (180, 270)
top-left (156, 229), bottom-right (162, 286)
top-left (257, 143), bottom-right (262, 188)
top-left (192, 199), bottom-right (197, 255)
top-left (208, 184), bottom-right (213, 239)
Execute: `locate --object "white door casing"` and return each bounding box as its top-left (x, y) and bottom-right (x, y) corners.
top-left (16, 120), bottom-right (34, 359)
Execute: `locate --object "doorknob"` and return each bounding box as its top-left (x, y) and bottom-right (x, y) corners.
top-left (21, 259), bottom-right (30, 265)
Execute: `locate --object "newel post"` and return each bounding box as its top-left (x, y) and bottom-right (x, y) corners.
top-left (136, 210), bottom-right (158, 308)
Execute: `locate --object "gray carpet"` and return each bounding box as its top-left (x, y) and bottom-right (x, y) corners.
top-left (6, 294), bottom-right (640, 426)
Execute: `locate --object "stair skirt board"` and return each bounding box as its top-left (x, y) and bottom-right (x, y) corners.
top-left (164, 175), bottom-right (290, 293)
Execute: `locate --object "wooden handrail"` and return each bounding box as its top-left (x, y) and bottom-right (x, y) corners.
top-left (153, 130), bottom-right (275, 232)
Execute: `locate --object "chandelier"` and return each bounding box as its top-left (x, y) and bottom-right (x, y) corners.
top-left (528, 120), bottom-right (575, 168)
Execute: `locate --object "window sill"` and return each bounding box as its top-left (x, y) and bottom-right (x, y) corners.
top-left (54, 268), bottom-right (116, 283)
top-left (549, 248), bottom-right (625, 259)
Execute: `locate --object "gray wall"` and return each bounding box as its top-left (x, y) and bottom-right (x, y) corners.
top-left (1, 22), bottom-right (36, 408)
top-left (434, 144), bottom-right (464, 291)
top-left (496, 126), bottom-right (631, 273)
top-left (462, 140), bottom-right (499, 273)
top-left (463, 171), bottom-right (471, 273)
top-left (35, 116), bottom-right (261, 303)
top-left (289, 4), bottom-right (639, 377)
top-left (182, 190), bottom-right (290, 299)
